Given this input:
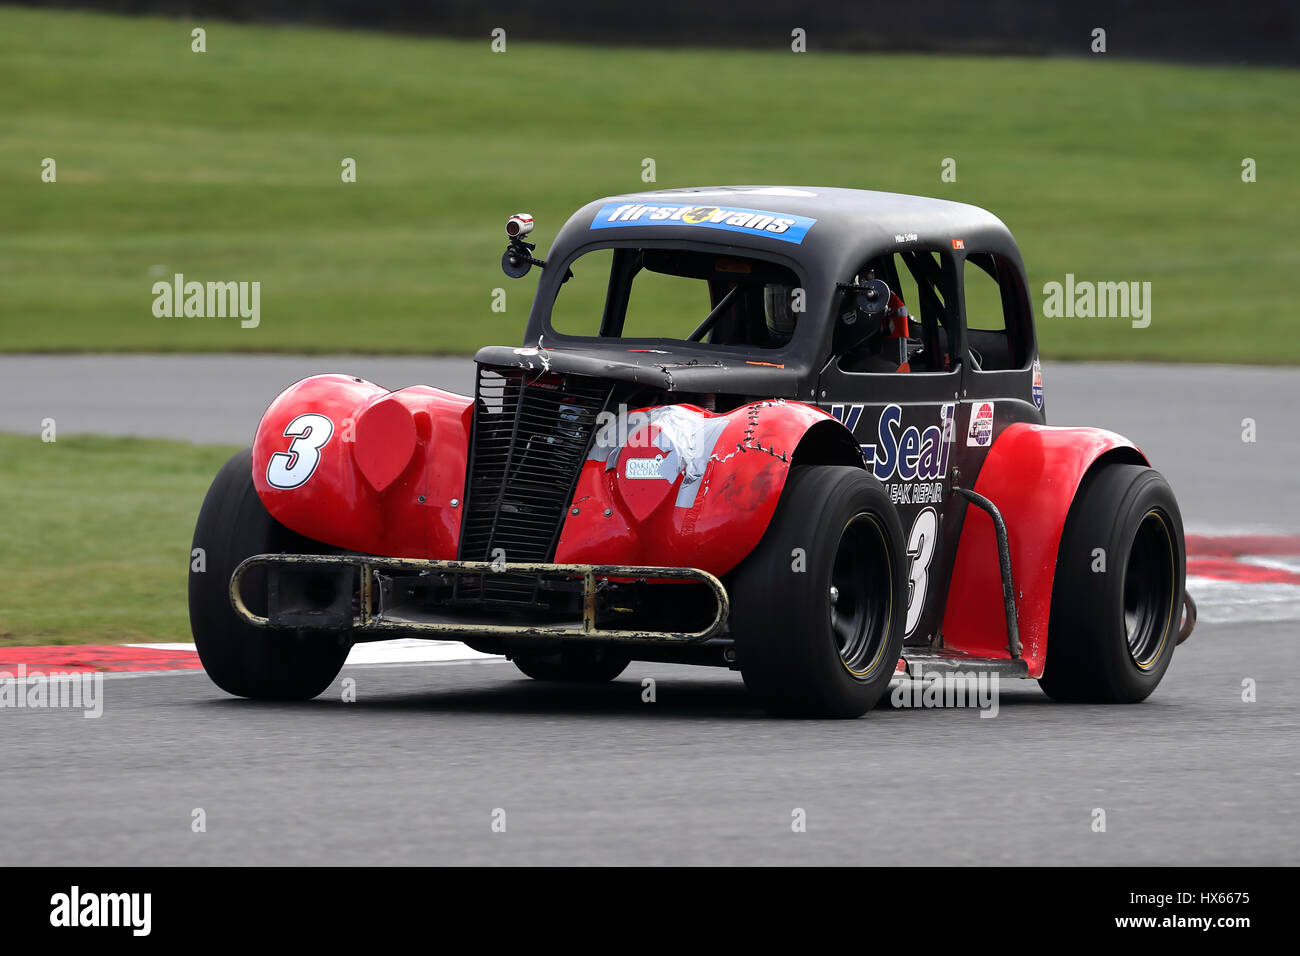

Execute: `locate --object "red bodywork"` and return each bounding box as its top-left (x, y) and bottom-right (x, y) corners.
top-left (253, 374), bottom-right (473, 558)
top-left (555, 400), bottom-right (832, 575)
top-left (253, 375), bottom-right (834, 577)
top-left (940, 423), bottom-right (1145, 676)
top-left (254, 375), bottom-right (1146, 675)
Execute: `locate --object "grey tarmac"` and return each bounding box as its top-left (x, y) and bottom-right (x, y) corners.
top-left (0, 354), bottom-right (1295, 864)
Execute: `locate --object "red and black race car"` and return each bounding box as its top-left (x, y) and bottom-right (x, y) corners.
top-left (189, 186), bottom-right (1195, 717)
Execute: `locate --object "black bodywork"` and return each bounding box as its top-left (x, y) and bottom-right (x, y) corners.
top-left (483, 185), bottom-right (1047, 648)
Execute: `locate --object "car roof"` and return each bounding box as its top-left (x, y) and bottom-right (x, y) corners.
top-left (549, 185), bottom-right (1022, 277)
top-left (516, 186), bottom-right (1031, 397)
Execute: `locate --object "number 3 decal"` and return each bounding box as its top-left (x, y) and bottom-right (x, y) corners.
top-left (266, 413), bottom-right (334, 490)
top-left (904, 507), bottom-right (938, 636)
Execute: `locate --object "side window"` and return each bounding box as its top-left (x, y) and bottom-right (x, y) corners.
top-left (891, 254), bottom-right (922, 324)
top-left (836, 250), bottom-right (959, 374)
top-left (962, 254), bottom-right (1029, 371)
top-left (549, 248), bottom-right (614, 336)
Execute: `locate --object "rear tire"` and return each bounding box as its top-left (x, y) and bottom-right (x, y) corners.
top-left (730, 466), bottom-right (906, 718)
top-left (189, 448), bottom-right (350, 700)
top-left (512, 647), bottom-right (631, 682)
top-left (1039, 463), bottom-right (1185, 703)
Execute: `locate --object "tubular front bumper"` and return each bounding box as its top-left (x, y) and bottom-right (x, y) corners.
top-left (229, 554), bottom-right (729, 644)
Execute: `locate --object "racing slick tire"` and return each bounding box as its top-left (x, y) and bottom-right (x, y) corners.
top-left (512, 647), bottom-right (631, 682)
top-left (730, 465), bottom-right (907, 718)
top-left (189, 448), bottom-right (349, 701)
top-left (1039, 463), bottom-right (1185, 704)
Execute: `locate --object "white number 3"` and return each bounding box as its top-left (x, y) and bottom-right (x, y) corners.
top-left (266, 414), bottom-right (334, 489)
top-left (905, 508), bottom-right (938, 636)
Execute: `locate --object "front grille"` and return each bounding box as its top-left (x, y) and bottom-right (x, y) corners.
top-left (456, 364), bottom-right (613, 605)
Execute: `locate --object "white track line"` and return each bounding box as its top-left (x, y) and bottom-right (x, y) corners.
top-left (1187, 577), bottom-right (1300, 625)
top-left (127, 639), bottom-right (501, 665)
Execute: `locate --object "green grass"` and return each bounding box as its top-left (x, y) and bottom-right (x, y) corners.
top-left (0, 433), bottom-right (238, 645)
top-left (1, 6), bottom-right (1298, 361)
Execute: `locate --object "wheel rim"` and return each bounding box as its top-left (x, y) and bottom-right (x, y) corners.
top-left (829, 513), bottom-right (893, 679)
top-left (1123, 510), bottom-right (1177, 669)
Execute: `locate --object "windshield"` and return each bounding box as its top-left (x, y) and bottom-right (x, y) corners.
top-left (546, 246), bottom-right (804, 351)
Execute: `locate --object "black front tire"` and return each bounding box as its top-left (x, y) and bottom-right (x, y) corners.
top-left (189, 448), bottom-right (350, 700)
top-left (730, 466), bottom-right (907, 718)
top-left (1039, 463), bottom-right (1185, 703)
top-left (512, 647), bottom-right (631, 682)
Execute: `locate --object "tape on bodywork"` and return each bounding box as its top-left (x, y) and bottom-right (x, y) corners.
top-left (598, 405), bottom-right (730, 508)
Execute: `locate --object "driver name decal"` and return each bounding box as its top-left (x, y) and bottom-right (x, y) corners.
top-left (590, 202), bottom-right (816, 244)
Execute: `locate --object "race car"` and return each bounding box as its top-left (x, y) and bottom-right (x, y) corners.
top-left (189, 186), bottom-right (1195, 717)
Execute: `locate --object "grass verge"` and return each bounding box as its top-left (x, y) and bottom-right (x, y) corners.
top-left (0, 433), bottom-right (238, 645)
top-left (1, 7), bottom-right (1298, 362)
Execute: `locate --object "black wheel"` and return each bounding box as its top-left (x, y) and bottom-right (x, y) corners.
top-left (729, 465), bottom-right (906, 718)
top-left (189, 448), bottom-right (349, 700)
top-left (1039, 463), bottom-right (1185, 703)
top-left (512, 647), bottom-right (631, 682)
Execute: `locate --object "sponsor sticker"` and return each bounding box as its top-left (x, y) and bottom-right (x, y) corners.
top-left (829, 403), bottom-right (956, 505)
top-left (1032, 359), bottom-right (1044, 410)
top-left (967, 401), bottom-right (995, 447)
top-left (625, 454), bottom-right (667, 480)
top-left (590, 202), bottom-right (816, 245)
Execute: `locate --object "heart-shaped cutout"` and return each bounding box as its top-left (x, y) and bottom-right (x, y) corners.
top-left (354, 397), bottom-right (417, 492)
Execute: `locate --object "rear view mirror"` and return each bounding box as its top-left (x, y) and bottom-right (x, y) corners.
top-left (854, 278), bottom-right (891, 317)
top-left (834, 278), bottom-right (891, 354)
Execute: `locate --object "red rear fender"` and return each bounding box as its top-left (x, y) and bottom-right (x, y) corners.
top-left (556, 400), bottom-right (849, 576)
top-left (252, 374), bottom-right (472, 557)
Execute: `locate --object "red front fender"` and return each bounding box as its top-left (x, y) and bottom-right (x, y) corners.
top-left (252, 374), bottom-right (472, 558)
top-left (941, 423), bottom-right (1148, 677)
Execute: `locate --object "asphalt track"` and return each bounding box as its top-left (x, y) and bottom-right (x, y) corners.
top-left (1, 356), bottom-right (1297, 865)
